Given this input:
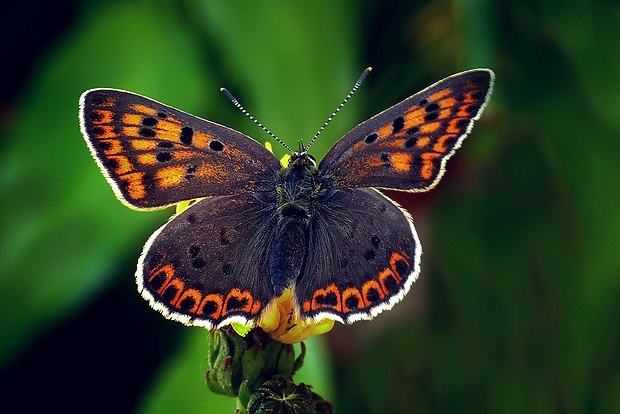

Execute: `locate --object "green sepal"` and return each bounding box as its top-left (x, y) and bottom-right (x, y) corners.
top-left (276, 343), bottom-right (296, 377)
top-left (205, 329), bottom-right (248, 396)
top-left (261, 339), bottom-right (285, 375)
top-left (237, 380), bottom-right (254, 410)
top-left (241, 342), bottom-right (266, 390)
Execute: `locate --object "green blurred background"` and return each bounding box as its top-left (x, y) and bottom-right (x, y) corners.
top-left (1, 0), bottom-right (619, 412)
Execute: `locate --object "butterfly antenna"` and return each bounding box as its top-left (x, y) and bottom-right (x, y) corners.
top-left (220, 87), bottom-right (294, 153)
top-left (305, 67), bottom-right (373, 151)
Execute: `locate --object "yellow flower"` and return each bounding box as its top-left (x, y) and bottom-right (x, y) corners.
top-left (232, 289), bottom-right (333, 343)
top-left (251, 289), bottom-right (334, 343)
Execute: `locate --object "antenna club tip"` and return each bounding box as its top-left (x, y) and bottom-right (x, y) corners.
top-left (366, 66), bottom-right (373, 72)
top-left (219, 87), bottom-right (227, 92)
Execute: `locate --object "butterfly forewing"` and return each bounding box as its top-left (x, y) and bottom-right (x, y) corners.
top-left (79, 89), bottom-right (281, 210)
top-left (319, 69), bottom-right (494, 192)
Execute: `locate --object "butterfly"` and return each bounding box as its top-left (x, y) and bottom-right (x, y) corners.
top-left (79, 68), bottom-right (494, 330)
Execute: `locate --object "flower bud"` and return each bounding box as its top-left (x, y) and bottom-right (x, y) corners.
top-left (247, 376), bottom-right (332, 414)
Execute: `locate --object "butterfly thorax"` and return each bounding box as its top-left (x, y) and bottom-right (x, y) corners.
top-left (269, 151), bottom-right (324, 295)
top-left (274, 152), bottom-right (323, 223)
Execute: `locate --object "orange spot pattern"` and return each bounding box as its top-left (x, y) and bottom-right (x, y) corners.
top-left (154, 120), bottom-right (183, 142)
top-left (302, 250), bottom-right (411, 315)
top-left (131, 139), bottom-right (158, 151)
top-left (193, 131), bottom-right (213, 149)
top-left (416, 136), bottom-right (431, 148)
top-left (120, 172), bottom-right (146, 199)
top-left (108, 155), bottom-right (133, 175)
top-left (101, 139), bottom-right (122, 155)
top-left (341, 288), bottom-right (364, 313)
top-left (419, 122), bottom-right (441, 134)
top-left (122, 113), bottom-right (143, 125)
top-left (390, 153), bottom-right (412, 173)
top-left (438, 97), bottom-right (457, 108)
top-left (428, 88), bottom-right (453, 102)
top-left (137, 153), bottom-right (158, 166)
top-left (420, 152), bottom-right (442, 180)
top-left (433, 134), bottom-right (458, 153)
top-left (95, 125), bottom-right (116, 139)
top-left (93, 110), bottom-right (114, 124)
top-left (155, 165), bottom-right (186, 188)
top-left (130, 104), bottom-right (157, 116)
top-left (147, 264), bottom-right (262, 322)
top-left (122, 126), bottom-right (140, 138)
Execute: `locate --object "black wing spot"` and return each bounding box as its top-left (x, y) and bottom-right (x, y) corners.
top-left (226, 296), bottom-right (249, 312)
top-left (456, 118), bottom-right (470, 128)
top-left (364, 132), bottom-right (379, 144)
top-left (180, 127), bottom-right (194, 145)
top-left (344, 295), bottom-right (360, 311)
top-left (364, 249), bottom-right (375, 261)
top-left (189, 245), bottom-right (200, 258)
top-left (392, 116), bottom-right (405, 133)
top-left (178, 296), bottom-right (198, 312)
top-left (406, 126), bottom-right (419, 135)
top-left (186, 214), bottom-right (196, 224)
top-left (104, 157), bottom-right (119, 171)
top-left (201, 301), bottom-right (218, 316)
top-left (383, 275), bottom-right (399, 294)
top-left (404, 137), bottom-right (417, 148)
top-left (140, 128), bottom-right (156, 137)
top-left (418, 98), bottom-right (428, 106)
top-left (162, 283), bottom-right (181, 303)
top-left (425, 102), bottom-right (440, 112)
top-left (317, 291), bottom-right (339, 307)
top-left (424, 112), bottom-right (439, 121)
top-left (222, 262), bottom-right (233, 275)
top-left (365, 284), bottom-right (381, 303)
top-left (371, 235), bottom-right (381, 248)
top-left (192, 258), bottom-right (206, 269)
top-left (97, 140), bottom-right (113, 151)
top-left (91, 111), bottom-right (106, 123)
top-left (380, 153), bottom-right (390, 162)
top-left (156, 152), bottom-right (172, 162)
top-left (142, 117), bottom-right (158, 127)
top-left (394, 258), bottom-right (409, 277)
top-left (157, 112), bottom-right (168, 118)
top-left (209, 140), bottom-right (224, 151)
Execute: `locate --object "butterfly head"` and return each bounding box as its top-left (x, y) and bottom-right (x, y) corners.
top-left (287, 149), bottom-right (317, 170)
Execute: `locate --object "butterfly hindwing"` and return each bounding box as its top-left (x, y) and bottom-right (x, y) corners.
top-left (295, 188), bottom-right (420, 323)
top-left (319, 69), bottom-right (494, 192)
top-left (79, 88), bottom-right (281, 210)
top-left (137, 193), bottom-right (279, 328)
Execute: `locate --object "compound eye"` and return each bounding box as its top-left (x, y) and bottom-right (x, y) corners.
top-left (307, 154), bottom-right (317, 166)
